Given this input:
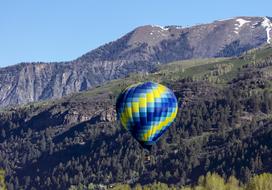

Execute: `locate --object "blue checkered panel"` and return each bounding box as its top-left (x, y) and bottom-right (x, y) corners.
top-left (116, 82), bottom-right (178, 147)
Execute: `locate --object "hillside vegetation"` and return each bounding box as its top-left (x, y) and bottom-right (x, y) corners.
top-left (1, 46), bottom-right (272, 189)
top-left (0, 169), bottom-right (7, 190)
top-left (70, 172), bottom-right (272, 190)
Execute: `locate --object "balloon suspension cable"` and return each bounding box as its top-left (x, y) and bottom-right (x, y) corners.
top-left (143, 145), bottom-right (152, 164)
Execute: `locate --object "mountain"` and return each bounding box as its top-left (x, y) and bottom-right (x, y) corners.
top-left (0, 16), bottom-right (272, 107)
top-left (1, 45), bottom-right (272, 189)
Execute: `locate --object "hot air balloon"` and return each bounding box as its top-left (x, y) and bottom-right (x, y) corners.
top-left (116, 81), bottom-right (178, 150)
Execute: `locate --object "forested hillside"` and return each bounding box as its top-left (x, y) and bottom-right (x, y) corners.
top-left (1, 46), bottom-right (272, 189)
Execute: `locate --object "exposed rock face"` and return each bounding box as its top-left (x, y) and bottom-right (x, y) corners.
top-left (0, 16), bottom-right (271, 107)
top-left (98, 108), bottom-right (116, 122)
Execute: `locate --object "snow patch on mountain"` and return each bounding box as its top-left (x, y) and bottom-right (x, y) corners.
top-left (251, 22), bottom-right (260, 29)
top-left (261, 17), bottom-right (272, 44)
top-left (151, 25), bottom-right (169, 31)
top-left (217, 17), bottom-right (234, 22)
top-left (236, 18), bottom-right (251, 27)
top-left (233, 18), bottom-right (251, 34)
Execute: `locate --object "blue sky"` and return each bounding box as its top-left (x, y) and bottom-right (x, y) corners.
top-left (0, 0), bottom-right (271, 67)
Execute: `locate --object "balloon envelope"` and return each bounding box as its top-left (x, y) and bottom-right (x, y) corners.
top-left (116, 81), bottom-right (178, 150)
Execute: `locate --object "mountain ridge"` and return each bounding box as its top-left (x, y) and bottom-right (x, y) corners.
top-left (0, 16), bottom-right (271, 107)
